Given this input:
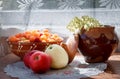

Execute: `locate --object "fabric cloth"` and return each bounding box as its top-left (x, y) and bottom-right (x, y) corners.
top-left (4, 55), bottom-right (107, 79)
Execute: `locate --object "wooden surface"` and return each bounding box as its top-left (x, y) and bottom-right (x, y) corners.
top-left (0, 53), bottom-right (120, 79)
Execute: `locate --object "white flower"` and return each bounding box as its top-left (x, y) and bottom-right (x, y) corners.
top-left (0, 1), bottom-right (3, 10)
top-left (17, 0), bottom-right (44, 10)
top-left (58, 0), bottom-right (85, 10)
top-left (99, 0), bottom-right (120, 9)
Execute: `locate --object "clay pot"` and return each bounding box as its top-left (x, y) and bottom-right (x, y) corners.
top-left (78, 25), bottom-right (119, 63)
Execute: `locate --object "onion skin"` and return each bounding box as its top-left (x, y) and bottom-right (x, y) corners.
top-left (61, 34), bottom-right (79, 64)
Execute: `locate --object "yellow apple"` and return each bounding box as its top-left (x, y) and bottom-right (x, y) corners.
top-left (45, 44), bottom-right (68, 69)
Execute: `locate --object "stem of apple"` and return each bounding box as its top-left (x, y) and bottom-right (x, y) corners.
top-left (35, 56), bottom-right (39, 60)
top-left (49, 46), bottom-right (53, 49)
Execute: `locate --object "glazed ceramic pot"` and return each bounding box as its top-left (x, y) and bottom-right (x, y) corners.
top-left (78, 25), bottom-right (119, 63)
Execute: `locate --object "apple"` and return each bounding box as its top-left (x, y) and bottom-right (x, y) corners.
top-left (29, 51), bottom-right (51, 73)
top-left (45, 44), bottom-right (69, 69)
top-left (23, 50), bottom-right (38, 68)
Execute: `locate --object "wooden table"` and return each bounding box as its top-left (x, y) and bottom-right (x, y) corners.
top-left (0, 53), bottom-right (120, 79)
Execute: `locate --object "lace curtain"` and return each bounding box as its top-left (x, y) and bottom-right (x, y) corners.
top-left (1, 0), bottom-right (120, 10)
top-left (0, 0), bottom-right (120, 26)
top-left (0, 0), bottom-right (120, 56)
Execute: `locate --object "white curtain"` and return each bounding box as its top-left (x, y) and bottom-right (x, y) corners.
top-left (0, 0), bottom-right (120, 56)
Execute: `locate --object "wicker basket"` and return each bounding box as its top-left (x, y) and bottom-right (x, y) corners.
top-left (7, 41), bottom-right (62, 59)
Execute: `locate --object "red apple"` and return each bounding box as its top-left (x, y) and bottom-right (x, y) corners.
top-left (23, 50), bottom-right (38, 68)
top-left (29, 51), bottom-right (51, 73)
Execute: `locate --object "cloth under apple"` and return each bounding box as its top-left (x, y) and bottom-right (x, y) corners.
top-left (4, 55), bottom-right (107, 79)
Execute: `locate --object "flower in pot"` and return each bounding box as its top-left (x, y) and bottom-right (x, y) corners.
top-left (67, 16), bottom-right (119, 63)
